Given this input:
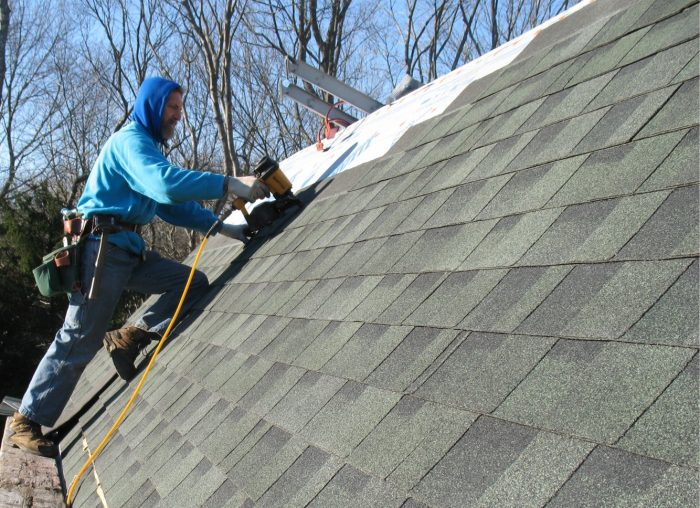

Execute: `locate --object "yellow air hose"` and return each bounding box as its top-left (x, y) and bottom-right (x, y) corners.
top-left (66, 219), bottom-right (222, 506)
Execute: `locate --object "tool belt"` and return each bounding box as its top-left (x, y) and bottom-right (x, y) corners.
top-left (33, 214), bottom-right (142, 298)
top-left (32, 241), bottom-right (83, 297)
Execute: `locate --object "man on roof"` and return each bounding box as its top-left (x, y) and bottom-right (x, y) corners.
top-left (6, 77), bottom-right (268, 457)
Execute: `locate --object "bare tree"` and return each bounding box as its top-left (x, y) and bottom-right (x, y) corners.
top-left (0, 0), bottom-right (62, 201)
top-left (0, 0), bottom-right (10, 104)
top-left (167, 0), bottom-right (245, 179)
top-left (78, 0), bottom-right (168, 130)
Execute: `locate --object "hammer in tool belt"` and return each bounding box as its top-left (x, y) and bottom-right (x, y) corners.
top-left (88, 215), bottom-right (122, 300)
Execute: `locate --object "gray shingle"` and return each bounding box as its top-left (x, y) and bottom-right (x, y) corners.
top-left (460, 265), bottom-right (574, 333)
top-left (517, 260), bottom-right (692, 339)
top-left (520, 73), bottom-right (616, 132)
top-left (359, 199), bottom-right (423, 239)
top-left (259, 281), bottom-right (309, 316)
top-left (237, 363), bottom-right (306, 416)
top-left (623, 260), bottom-right (699, 346)
top-left (322, 324), bottom-right (413, 381)
top-left (549, 446), bottom-right (699, 507)
top-left (495, 340), bottom-right (695, 443)
top-left (420, 144), bottom-right (496, 194)
top-left (266, 370), bottom-right (346, 432)
top-left (632, 0), bottom-right (696, 27)
top-left (638, 77), bottom-right (699, 138)
top-left (238, 316), bottom-right (292, 354)
top-left (276, 281), bottom-right (319, 316)
top-left (103, 462), bottom-right (147, 507)
top-left (672, 50), bottom-right (699, 83)
top-left (218, 418), bottom-right (274, 473)
top-left (461, 209), bottom-right (564, 269)
top-left (257, 446), bottom-right (343, 508)
top-left (259, 319), bottom-right (330, 363)
top-left (348, 397), bottom-right (477, 480)
top-left (394, 189), bottom-right (454, 233)
top-left (279, 251), bottom-right (324, 281)
top-left (307, 464), bottom-right (404, 508)
top-left (616, 185), bottom-right (699, 259)
top-left (139, 429), bottom-right (184, 478)
top-left (219, 356), bottom-right (275, 404)
top-left (300, 381), bottom-right (401, 457)
top-left (570, 29), bottom-right (651, 87)
top-left (621, 4), bottom-right (699, 65)
top-left (477, 156), bottom-right (584, 219)
top-left (122, 479), bottom-right (157, 508)
top-left (416, 332), bottom-right (557, 413)
top-left (294, 220), bottom-right (341, 252)
top-left (313, 276), bottom-right (383, 320)
top-left (422, 175), bottom-right (512, 228)
top-left (377, 272), bottom-right (448, 324)
top-left (419, 128), bottom-right (479, 167)
top-left (201, 479), bottom-right (253, 508)
top-left (506, 109), bottom-right (608, 172)
top-left (365, 327), bottom-right (460, 392)
top-left (201, 350), bottom-right (249, 391)
top-left (360, 231), bottom-right (424, 275)
top-left (574, 85), bottom-right (678, 153)
top-left (228, 428), bottom-right (306, 501)
top-left (478, 98), bottom-right (546, 145)
top-left (170, 389), bottom-right (220, 435)
top-left (395, 164), bottom-right (443, 199)
top-left (639, 127), bottom-right (699, 191)
top-left (186, 398), bottom-right (233, 446)
top-left (493, 61), bottom-right (577, 116)
top-left (464, 132), bottom-right (539, 181)
top-left (405, 269), bottom-right (508, 328)
top-left (287, 278), bottom-right (345, 318)
top-left (584, 0), bottom-right (655, 49)
top-left (162, 459), bottom-right (227, 508)
top-left (585, 39), bottom-right (698, 110)
top-left (294, 320), bottom-right (363, 371)
top-left (412, 416), bottom-right (593, 508)
top-left (450, 84), bottom-right (511, 128)
top-left (346, 274), bottom-right (418, 322)
top-left (618, 355), bottom-right (698, 466)
top-left (393, 221), bottom-right (498, 273)
top-left (547, 130), bottom-right (686, 207)
top-left (327, 207), bottom-right (387, 246)
top-left (520, 192), bottom-right (670, 265)
top-left (298, 244), bottom-right (353, 279)
top-left (151, 441), bottom-right (204, 497)
top-left (371, 168), bottom-right (431, 207)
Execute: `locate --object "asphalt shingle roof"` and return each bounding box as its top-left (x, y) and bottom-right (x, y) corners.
top-left (58, 0), bottom-right (699, 505)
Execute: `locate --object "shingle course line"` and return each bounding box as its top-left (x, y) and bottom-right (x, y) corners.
top-left (241, 132), bottom-right (696, 255)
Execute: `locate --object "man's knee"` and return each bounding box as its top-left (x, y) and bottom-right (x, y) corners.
top-left (192, 269), bottom-right (209, 291)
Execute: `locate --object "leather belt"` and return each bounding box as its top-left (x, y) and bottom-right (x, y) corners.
top-left (84, 216), bottom-right (142, 235)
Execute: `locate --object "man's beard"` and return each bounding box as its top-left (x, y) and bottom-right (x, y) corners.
top-left (161, 123), bottom-right (176, 140)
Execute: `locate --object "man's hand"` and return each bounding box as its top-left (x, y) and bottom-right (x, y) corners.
top-left (218, 223), bottom-right (249, 243)
top-left (226, 176), bottom-right (270, 202)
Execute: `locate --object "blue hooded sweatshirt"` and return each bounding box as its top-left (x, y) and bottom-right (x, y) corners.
top-left (78, 77), bottom-right (226, 254)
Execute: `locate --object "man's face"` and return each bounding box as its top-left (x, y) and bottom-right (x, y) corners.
top-left (160, 90), bottom-right (183, 141)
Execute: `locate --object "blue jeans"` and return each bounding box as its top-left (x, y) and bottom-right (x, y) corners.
top-left (19, 239), bottom-right (209, 427)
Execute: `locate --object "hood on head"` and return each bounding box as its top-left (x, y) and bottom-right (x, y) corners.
top-left (130, 77), bottom-right (182, 143)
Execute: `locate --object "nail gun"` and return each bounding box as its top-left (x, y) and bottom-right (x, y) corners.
top-left (233, 156), bottom-right (303, 235)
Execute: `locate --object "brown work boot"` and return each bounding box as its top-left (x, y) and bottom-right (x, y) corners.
top-left (7, 412), bottom-right (58, 457)
top-left (103, 326), bottom-right (157, 381)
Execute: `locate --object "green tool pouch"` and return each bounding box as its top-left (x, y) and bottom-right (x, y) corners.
top-left (32, 241), bottom-right (82, 297)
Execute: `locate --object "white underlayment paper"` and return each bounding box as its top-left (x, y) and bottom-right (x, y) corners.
top-left (227, 0), bottom-right (595, 225)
